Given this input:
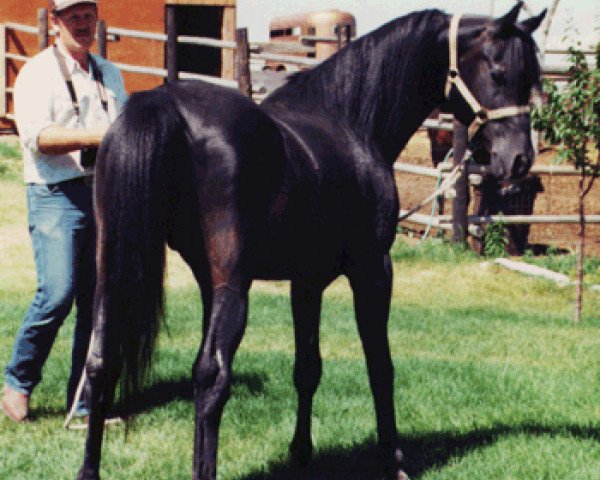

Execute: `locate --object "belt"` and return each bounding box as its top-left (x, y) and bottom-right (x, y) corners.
top-left (26, 176), bottom-right (95, 189)
top-left (64, 175), bottom-right (94, 187)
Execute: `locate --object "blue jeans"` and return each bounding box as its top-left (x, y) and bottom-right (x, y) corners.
top-left (4, 179), bottom-right (95, 415)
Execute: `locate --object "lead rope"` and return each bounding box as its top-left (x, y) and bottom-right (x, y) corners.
top-left (420, 149), bottom-right (454, 241)
top-left (64, 332), bottom-right (94, 429)
top-left (64, 330), bottom-right (122, 430)
top-left (398, 151), bottom-right (470, 223)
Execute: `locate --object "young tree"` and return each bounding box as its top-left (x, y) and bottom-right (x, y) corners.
top-left (532, 42), bottom-right (600, 323)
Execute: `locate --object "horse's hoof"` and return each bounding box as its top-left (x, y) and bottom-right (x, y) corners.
top-left (289, 437), bottom-right (313, 467)
top-left (379, 469), bottom-right (409, 480)
top-left (381, 445), bottom-right (406, 480)
top-left (76, 467), bottom-right (100, 480)
top-left (396, 470), bottom-right (410, 480)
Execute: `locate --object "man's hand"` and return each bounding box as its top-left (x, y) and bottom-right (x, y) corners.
top-left (38, 125), bottom-right (108, 155)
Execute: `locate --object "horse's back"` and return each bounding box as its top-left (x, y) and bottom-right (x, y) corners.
top-left (165, 81), bottom-right (283, 157)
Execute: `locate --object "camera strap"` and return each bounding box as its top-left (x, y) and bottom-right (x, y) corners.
top-left (53, 44), bottom-right (109, 119)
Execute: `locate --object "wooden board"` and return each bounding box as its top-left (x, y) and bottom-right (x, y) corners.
top-left (0, 25), bottom-right (6, 117)
top-left (165, 0), bottom-right (236, 6)
top-left (222, 6), bottom-right (235, 80)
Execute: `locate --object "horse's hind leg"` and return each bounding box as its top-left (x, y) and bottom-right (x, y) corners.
top-left (192, 284), bottom-right (248, 480)
top-left (347, 254), bottom-right (406, 480)
top-left (289, 278), bottom-right (326, 466)
top-left (187, 200), bottom-right (250, 480)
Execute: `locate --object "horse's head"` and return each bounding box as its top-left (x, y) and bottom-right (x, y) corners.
top-left (445, 3), bottom-right (546, 181)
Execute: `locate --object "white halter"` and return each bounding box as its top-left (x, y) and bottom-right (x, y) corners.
top-left (445, 14), bottom-right (531, 141)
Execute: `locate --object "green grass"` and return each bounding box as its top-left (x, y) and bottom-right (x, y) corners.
top-left (0, 141), bottom-right (21, 159)
top-left (1, 177), bottom-right (600, 480)
top-left (0, 138), bottom-right (22, 181)
top-left (523, 247), bottom-right (600, 284)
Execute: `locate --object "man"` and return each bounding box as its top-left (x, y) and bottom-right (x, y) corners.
top-left (2, 0), bottom-right (127, 422)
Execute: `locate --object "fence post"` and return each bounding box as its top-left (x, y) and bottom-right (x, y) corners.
top-left (336, 23), bottom-right (351, 50)
top-left (38, 8), bottom-right (48, 51)
top-left (0, 24), bottom-right (6, 118)
top-left (97, 19), bottom-right (107, 58)
top-left (344, 24), bottom-right (351, 44)
top-left (235, 28), bottom-right (251, 98)
top-left (451, 121), bottom-right (470, 243)
top-left (222, 5), bottom-right (236, 80)
top-left (165, 5), bottom-right (177, 82)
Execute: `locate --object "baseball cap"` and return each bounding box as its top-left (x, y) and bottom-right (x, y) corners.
top-left (50, 0), bottom-right (97, 12)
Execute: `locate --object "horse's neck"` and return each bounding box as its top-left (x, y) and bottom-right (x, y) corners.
top-left (264, 11), bottom-right (450, 165)
top-left (349, 19), bottom-right (448, 163)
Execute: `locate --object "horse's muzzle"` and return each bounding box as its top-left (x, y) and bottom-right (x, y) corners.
top-left (510, 153), bottom-right (531, 180)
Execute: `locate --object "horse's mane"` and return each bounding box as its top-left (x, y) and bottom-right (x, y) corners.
top-left (263, 8), bottom-right (542, 157)
top-left (263, 10), bottom-right (449, 141)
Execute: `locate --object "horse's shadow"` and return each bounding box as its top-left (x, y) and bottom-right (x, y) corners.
top-left (115, 377), bottom-right (600, 479)
top-left (114, 373), bottom-right (265, 417)
top-left (239, 424), bottom-right (600, 480)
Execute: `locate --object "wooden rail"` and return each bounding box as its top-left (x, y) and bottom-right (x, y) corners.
top-left (4, 22), bottom-right (38, 34)
top-left (251, 41), bottom-right (315, 55)
top-left (399, 210), bottom-right (600, 229)
top-left (252, 51), bottom-right (320, 67)
top-left (395, 162), bottom-right (591, 178)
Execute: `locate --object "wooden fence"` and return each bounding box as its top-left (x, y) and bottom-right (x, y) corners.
top-left (0, 8), bottom-right (345, 120)
top-left (395, 161), bottom-right (600, 233)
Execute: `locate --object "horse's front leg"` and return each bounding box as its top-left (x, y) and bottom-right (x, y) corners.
top-left (288, 278), bottom-right (326, 466)
top-left (348, 254), bottom-right (407, 480)
top-left (77, 305), bottom-right (119, 480)
top-left (192, 284), bottom-right (248, 480)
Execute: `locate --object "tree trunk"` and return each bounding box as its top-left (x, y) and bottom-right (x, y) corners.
top-left (574, 167), bottom-right (585, 323)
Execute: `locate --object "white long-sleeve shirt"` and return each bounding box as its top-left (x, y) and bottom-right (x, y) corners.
top-left (14, 40), bottom-right (127, 184)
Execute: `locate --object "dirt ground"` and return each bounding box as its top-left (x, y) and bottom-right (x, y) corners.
top-left (396, 131), bottom-right (600, 257)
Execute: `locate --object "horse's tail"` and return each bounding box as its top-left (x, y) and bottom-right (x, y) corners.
top-left (95, 87), bottom-right (188, 403)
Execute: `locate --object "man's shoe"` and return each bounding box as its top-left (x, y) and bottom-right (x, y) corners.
top-left (1, 385), bottom-right (29, 422)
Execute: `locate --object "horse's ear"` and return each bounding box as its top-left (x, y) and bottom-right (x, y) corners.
top-left (518, 9), bottom-right (547, 35)
top-left (495, 2), bottom-right (523, 34)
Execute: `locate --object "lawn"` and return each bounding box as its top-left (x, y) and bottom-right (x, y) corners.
top-left (1, 166), bottom-right (600, 479)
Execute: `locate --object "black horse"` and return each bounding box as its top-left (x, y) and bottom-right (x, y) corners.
top-left (78, 4), bottom-right (545, 480)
